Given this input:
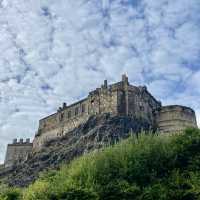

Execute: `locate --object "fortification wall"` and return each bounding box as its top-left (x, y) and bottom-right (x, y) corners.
top-left (33, 75), bottom-right (164, 150)
top-left (127, 85), bottom-right (162, 128)
top-left (33, 98), bottom-right (90, 148)
top-left (33, 75), bottom-right (197, 151)
top-left (156, 105), bottom-right (197, 133)
top-left (33, 80), bottom-right (120, 149)
top-left (3, 75), bottom-right (199, 169)
top-left (5, 139), bottom-right (33, 168)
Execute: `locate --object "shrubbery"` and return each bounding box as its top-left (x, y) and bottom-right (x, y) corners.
top-left (0, 184), bottom-right (22, 200)
top-left (1, 128), bottom-right (200, 200)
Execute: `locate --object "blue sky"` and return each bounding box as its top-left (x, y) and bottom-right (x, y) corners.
top-left (0, 0), bottom-right (200, 162)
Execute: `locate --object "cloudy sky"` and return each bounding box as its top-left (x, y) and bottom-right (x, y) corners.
top-left (0, 0), bottom-right (199, 162)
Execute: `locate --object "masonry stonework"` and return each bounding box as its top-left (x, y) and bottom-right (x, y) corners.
top-left (156, 105), bottom-right (197, 133)
top-left (3, 75), bottom-right (198, 167)
top-left (4, 139), bottom-right (32, 168)
top-left (33, 75), bottom-right (164, 150)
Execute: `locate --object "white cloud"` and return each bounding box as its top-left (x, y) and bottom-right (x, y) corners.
top-left (0, 0), bottom-right (199, 162)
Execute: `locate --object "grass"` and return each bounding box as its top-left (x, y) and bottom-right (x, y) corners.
top-left (0, 128), bottom-right (200, 200)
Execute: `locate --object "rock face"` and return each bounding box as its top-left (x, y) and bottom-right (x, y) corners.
top-left (0, 114), bottom-right (151, 187)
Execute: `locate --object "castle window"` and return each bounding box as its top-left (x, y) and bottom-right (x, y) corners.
top-left (139, 106), bottom-right (144, 111)
top-left (59, 112), bottom-right (64, 121)
top-left (82, 104), bottom-right (85, 113)
top-left (75, 107), bottom-right (79, 116)
top-left (68, 111), bottom-right (71, 118)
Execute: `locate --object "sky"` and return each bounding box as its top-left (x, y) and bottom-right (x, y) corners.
top-left (0, 0), bottom-right (200, 163)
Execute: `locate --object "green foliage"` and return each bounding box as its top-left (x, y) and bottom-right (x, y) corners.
top-left (0, 184), bottom-right (22, 200)
top-left (53, 187), bottom-right (98, 200)
top-left (3, 128), bottom-right (200, 200)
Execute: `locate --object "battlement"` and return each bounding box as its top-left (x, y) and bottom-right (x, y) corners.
top-left (11, 138), bottom-right (31, 145)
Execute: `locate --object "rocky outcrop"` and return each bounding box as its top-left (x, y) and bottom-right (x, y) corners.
top-left (0, 114), bottom-right (151, 187)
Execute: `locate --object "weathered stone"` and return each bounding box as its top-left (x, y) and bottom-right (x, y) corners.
top-left (0, 114), bottom-right (151, 187)
top-left (1, 74), bottom-right (198, 187)
top-left (4, 139), bottom-right (32, 168)
top-left (33, 74), bottom-right (162, 150)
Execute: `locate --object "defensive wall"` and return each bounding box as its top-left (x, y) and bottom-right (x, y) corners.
top-left (3, 74), bottom-right (198, 167)
top-left (33, 75), bottom-right (162, 149)
top-left (156, 105), bottom-right (197, 133)
top-left (4, 138), bottom-right (33, 168)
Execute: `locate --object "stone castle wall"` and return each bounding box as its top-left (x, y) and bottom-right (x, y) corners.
top-left (156, 105), bottom-right (197, 133)
top-left (33, 80), bottom-right (120, 149)
top-left (3, 74), bottom-right (198, 167)
top-left (33, 75), bottom-right (163, 150)
top-left (4, 139), bottom-right (33, 168)
top-left (127, 85), bottom-right (161, 128)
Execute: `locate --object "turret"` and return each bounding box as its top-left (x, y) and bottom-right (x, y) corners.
top-left (4, 138), bottom-right (33, 168)
top-left (122, 74), bottom-right (129, 85)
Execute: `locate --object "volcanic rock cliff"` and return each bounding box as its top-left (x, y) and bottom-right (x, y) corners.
top-left (0, 113), bottom-right (151, 187)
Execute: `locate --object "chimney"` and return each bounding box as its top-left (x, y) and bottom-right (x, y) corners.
top-left (122, 74), bottom-right (129, 85)
top-left (63, 102), bottom-right (67, 109)
top-left (104, 80), bottom-right (108, 88)
top-left (57, 107), bottom-right (62, 112)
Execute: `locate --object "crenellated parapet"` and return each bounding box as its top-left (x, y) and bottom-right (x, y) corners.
top-left (12, 138), bottom-right (31, 144)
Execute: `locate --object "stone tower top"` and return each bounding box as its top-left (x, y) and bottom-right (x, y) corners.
top-left (122, 74), bottom-right (129, 85)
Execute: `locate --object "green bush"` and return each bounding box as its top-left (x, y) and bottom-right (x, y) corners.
top-left (5, 128), bottom-right (200, 200)
top-left (0, 184), bottom-right (22, 200)
top-left (54, 187), bottom-right (98, 200)
top-left (23, 181), bottom-right (50, 200)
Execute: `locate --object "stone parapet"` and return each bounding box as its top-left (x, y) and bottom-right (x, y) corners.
top-left (156, 105), bottom-right (197, 133)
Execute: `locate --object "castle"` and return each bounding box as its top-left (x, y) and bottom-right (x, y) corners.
top-left (4, 75), bottom-right (197, 168)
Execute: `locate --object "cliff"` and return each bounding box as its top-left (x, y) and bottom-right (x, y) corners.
top-left (0, 113), bottom-right (151, 187)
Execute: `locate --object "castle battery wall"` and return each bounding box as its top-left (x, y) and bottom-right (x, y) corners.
top-left (156, 105), bottom-right (197, 133)
top-left (32, 75), bottom-right (197, 150)
top-left (33, 83), bottom-right (120, 149)
top-left (33, 75), bottom-right (164, 150)
top-left (4, 139), bottom-right (33, 168)
top-left (126, 85), bottom-right (162, 128)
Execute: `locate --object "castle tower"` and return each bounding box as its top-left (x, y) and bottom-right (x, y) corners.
top-left (4, 138), bottom-right (33, 168)
top-left (156, 105), bottom-right (197, 133)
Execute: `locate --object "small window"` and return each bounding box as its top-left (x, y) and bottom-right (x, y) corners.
top-left (139, 106), bottom-right (144, 111)
top-left (68, 111), bottom-right (71, 118)
top-left (75, 107), bottom-right (79, 116)
top-left (82, 104), bottom-right (85, 113)
top-left (59, 112), bottom-right (64, 121)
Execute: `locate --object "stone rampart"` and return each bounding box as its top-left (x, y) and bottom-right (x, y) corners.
top-left (4, 139), bottom-right (33, 168)
top-left (3, 74), bottom-right (198, 168)
top-left (156, 105), bottom-right (197, 133)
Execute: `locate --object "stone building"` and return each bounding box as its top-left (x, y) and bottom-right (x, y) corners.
top-left (3, 74), bottom-right (198, 167)
top-left (32, 74), bottom-right (197, 150)
top-left (156, 105), bottom-right (197, 133)
top-left (4, 138), bottom-right (32, 168)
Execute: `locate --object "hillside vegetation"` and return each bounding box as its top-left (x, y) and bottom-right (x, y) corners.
top-left (0, 128), bottom-right (200, 200)
top-left (2, 114), bottom-right (150, 187)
